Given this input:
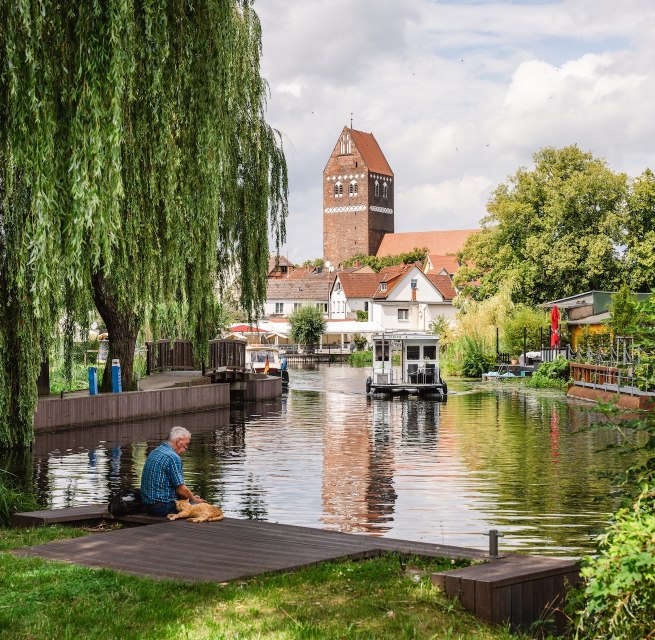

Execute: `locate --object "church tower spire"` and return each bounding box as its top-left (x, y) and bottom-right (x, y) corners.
top-left (322, 126), bottom-right (394, 267)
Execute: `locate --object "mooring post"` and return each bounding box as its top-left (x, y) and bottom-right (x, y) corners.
top-left (485, 529), bottom-right (504, 558)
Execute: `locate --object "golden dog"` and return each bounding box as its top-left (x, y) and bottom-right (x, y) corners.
top-left (167, 499), bottom-right (224, 523)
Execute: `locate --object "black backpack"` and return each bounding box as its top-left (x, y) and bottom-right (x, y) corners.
top-left (108, 488), bottom-right (144, 516)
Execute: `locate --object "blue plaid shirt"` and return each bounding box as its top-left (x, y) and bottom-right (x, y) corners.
top-left (140, 442), bottom-right (185, 504)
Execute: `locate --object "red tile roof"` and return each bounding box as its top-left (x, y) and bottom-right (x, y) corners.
top-left (267, 271), bottom-right (336, 300)
top-left (376, 229), bottom-right (478, 258)
top-left (336, 273), bottom-right (383, 298)
top-left (373, 264), bottom-right (415, 299)
top-left (425, 274), bottom-right (457, 300)
top-left (425, 254), bottom-right (461, 274)
top-left (349, 128), bottom-right (393, 176)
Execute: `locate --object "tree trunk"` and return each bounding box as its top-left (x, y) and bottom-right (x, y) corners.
top-left (91, 270), bottom-right (140, 392)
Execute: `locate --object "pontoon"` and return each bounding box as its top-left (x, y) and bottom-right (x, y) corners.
top-left (366, 332), bottom-right (447, 398)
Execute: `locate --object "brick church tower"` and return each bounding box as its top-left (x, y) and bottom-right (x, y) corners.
top-left (323, 127), bottom-right (394, 266)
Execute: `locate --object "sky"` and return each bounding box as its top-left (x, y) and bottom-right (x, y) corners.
top-left (256, 0), bottom-right (655, 263)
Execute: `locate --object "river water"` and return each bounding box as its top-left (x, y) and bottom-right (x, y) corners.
top-left (11, 365), bottom-right (633, 556)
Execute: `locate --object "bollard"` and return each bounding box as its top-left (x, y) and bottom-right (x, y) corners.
top-left (111, 359), bottom-right (122, 393)
top-left (485, 529), bottom-right (504, 558)
top-left (88, 367), bottom-right (98, 395)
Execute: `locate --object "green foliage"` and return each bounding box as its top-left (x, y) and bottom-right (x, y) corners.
top-left (525, 357), bottom-right (569, 389)
top-left (607, 285), bottom-right (640, 338)
top-left (0, 1), bottom-right (287, 447)
top-left (624, 169), bottom-right (655, 292)
top-left (429, 314), bottom-right (455, 348)
top-left (349, 350), bottom-right (373, 366)
top-left (352, 333), bottom-right (368, 351)
top-left (501, 305), bottom-right (550, 355)
top-left (455, 145), bottom-right (627, 303)
top-left (343, 247), bottom-right (429, 272)
top-left (0, 470), bottom-right (40, 527)
top-left (355, 310), bottom-right (368, 322)
top-left (301, 257), bottom-right (324, 269)
top-left (288, 305), bottom-right (327, 346)
top-left (460, 337), bottom-right (495, 378)
top-left (573, 487), bottom-right (655, 640)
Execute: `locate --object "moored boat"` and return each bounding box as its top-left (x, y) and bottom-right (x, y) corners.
top-left (366, 332), bottom-right (447, 398)
top-left (245, 344), bottom-right (289, 385)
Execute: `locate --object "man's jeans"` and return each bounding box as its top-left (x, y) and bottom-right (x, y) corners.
top-left (144, 500), bottom-right (177, 517)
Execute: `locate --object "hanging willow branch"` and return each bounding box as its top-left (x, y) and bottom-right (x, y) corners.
top-left (0, 0), bottom-right (287, 448)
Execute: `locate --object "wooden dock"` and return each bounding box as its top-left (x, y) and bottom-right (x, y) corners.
top-left (12, 504), bottom-right (485, 582)
top-left (11, 505), bottom-right (579, 631)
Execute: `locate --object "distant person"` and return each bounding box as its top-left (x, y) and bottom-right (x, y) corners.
top-left (280, 356), bottom-right (288, 371)
top-left (140, 426), bottom-right (205, 517)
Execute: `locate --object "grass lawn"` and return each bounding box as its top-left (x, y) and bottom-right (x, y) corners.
top-left (0, 525), bottom-right (526, 639)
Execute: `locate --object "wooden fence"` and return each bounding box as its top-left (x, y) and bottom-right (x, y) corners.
top-left (146, 339), bottom-right (246, 374)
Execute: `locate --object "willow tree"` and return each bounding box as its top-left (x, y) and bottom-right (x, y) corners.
top-left (0, 0), bottom-right (287, 448)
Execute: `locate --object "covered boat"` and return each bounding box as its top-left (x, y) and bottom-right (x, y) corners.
top-left (366, 332), bottom-right (447, 398)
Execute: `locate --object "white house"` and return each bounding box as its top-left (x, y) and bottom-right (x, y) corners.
top-left (329, 264), bottom-right (457, 331)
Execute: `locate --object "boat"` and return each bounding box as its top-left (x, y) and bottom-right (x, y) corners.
top-left (366, 332), bottom-right (447, 398)
top-left (245, 344), bottom-right (289, 385)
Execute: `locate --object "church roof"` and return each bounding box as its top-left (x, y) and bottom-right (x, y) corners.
top-left (376, 229), bottom-right (477, 258)
top-left (349, 128), bottom-right (393, 176)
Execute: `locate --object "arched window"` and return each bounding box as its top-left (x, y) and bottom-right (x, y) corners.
top-left (349, 181), bottom-right (358, 196)
top-left (382, 182), bottom-right (388, 199)
top-left (334, 182), bottom-right (343, 197)
top-left (374, 180), bottom-right (380, 197)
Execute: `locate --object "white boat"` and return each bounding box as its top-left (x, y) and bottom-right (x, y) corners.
top-left (366, 332), bottom-right (447, 398)
top-left (245, 345), bottom-right (289, 384)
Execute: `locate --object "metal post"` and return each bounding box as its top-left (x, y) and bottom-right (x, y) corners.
top-left (486, 529), bottom-right (504, 558)
top-left (496, 327), bottom-right (499, 356)
top-left (523, 326), bottom-right (527, 366)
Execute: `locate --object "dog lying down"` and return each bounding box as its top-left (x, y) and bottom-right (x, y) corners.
top-left (167, 499), bottom-right (224, 523)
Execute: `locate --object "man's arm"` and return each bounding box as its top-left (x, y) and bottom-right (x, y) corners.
top-left (175, 484), bottom-right (206, 503)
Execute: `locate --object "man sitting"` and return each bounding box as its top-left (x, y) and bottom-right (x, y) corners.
top-left (140, 426), bottom-right (205, 517)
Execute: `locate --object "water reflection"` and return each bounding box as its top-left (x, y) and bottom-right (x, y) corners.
top-left (3, 366), bottom-right (636, 556)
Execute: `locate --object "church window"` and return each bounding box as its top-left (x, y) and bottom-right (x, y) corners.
top-left (349, 181), bottom-right (358, 196)
top-left (334, 182), bottom-right (343, 197)
top-left (383, 182), bottom-right (388, 199)
top-left (375, 180), bottom-right (379, 197)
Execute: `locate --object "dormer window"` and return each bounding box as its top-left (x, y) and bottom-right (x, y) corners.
top-left (380, 282), bottom-right (387, 292)
top-left (334, 182), bottom-right (343, 197)
top-left (375, 180), bottom-right (380, 197)
top-left (349, 181), bottom-right (358, 197)
top-left (383, 182), bottom-right (388, 199)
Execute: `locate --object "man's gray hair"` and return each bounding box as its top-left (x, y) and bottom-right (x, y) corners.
top-left (168, 426), bottom-right (191, 442)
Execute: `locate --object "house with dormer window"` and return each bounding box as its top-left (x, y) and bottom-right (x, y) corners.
top-left (329, 264), bottom-right (457, 330)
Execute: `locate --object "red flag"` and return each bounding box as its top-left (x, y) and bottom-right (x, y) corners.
top-left (263, 356), bottom-right (270, 374)
top-left (550, 305), bottom-right (560, 347)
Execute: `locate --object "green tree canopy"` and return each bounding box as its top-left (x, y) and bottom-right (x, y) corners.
top-left (288, 306), bottom-right (326, 347)
top-left (0, 0), bottom-right (287, 448)
top-left (343, 248), bottom-right (428, 272)
top-left (624, 169), bottom-right (655, 292)
top-left (455, 145), bottom-right (627, 304)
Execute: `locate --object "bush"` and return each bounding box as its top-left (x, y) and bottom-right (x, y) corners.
top-left (501, 305), bottom-right (550, 355)
top-left (0, 470), bottom-right (41, 527)
top-left (355, 310), bottom-right (368, 322)
top-left (525, 357), bottom-right (569, 389)
top-left (352, 333), bottom-right (368, 351)
top-left (573, 487), bottom-right (655, 639)
top-left (461, 337), bottom-right (495, 378)
top-left (349, 350), bottom-right (372, 366)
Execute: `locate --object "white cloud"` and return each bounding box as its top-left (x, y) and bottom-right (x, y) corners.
top-left (257, 0), bottom-right (655, 262)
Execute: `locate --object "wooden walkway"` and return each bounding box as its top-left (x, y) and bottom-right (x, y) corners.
top-left (12, 505), bottom-right (486, 583)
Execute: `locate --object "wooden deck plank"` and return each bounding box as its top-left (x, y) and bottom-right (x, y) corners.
top-left (12, 510), bottom-right (486, 584)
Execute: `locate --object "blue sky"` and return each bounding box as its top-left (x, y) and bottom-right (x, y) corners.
top-left (257, 0), bottom-right (655, 262)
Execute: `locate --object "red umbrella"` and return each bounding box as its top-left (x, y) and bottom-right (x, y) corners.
top-left (550, 305), bottom-right (560, 347)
